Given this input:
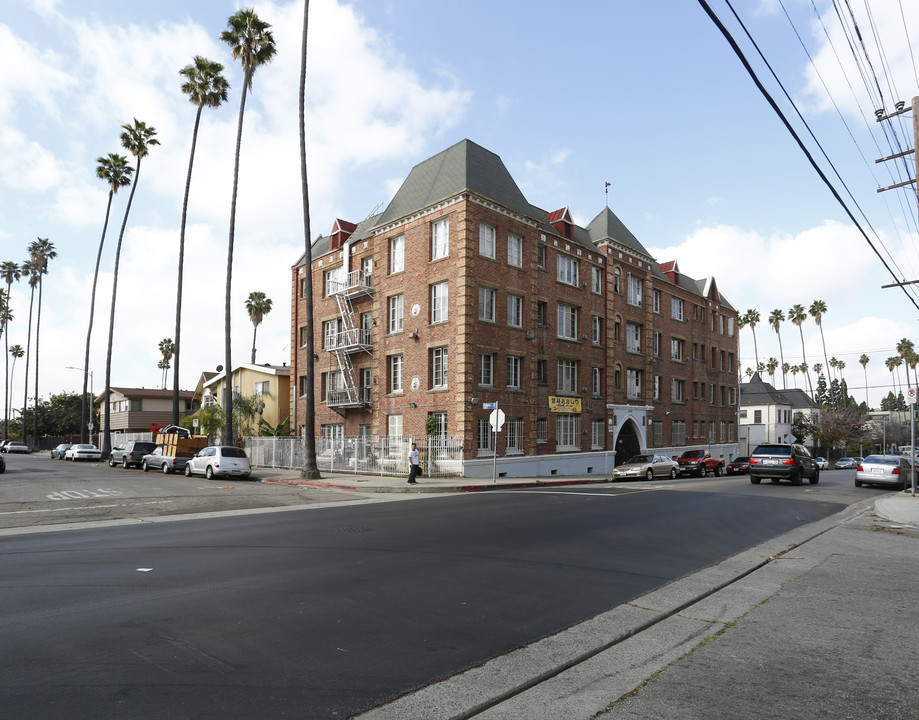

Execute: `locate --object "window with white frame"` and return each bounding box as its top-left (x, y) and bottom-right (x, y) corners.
top-left (671, 297), bottom-right (684, 320)
top-left (389, 235), bottom-right (404, 274)
top-left (591, 419), bottom-right (604, 449)
top-left (652, 289), bottom-right (661, 313)
top-left (479, 286), bottom-right (496, 322)
top-left (477, 417), bottom-right (493, 454)
top-left (507, 355), bottom-right (522, 389)
top-left (506, 418), bottom-right (523, 453)
top-left (557, 255), bottom-right (578, 286)
top-left (431, 281), bottom-right (448, 323)
top-left (653, 374), bottom-right (661, 401)
top-left (536, 418), bottom-right (548, 443)
top-left (299, 325), bottom-right (309, 347)
top-left (729, 387), bottom-right (737, 405)
top-left (592, 367), bottom-right (602, 396)
top-left (556, 414), bottom-right (579, 450)
top-left (324, 265), bottom-right (345, 296)
top-left (387, 414), bottom-right (403, 441)
top-left (557, 303), bottom-right (578, 340)
top-left (653, 331), bottom-right (661, 357)
top-left (479, 353), bottom-right (494, 386)
top-left (537, 245), bottom-right (547, 268)
top-left (479, 222), bottom-right (496, 258)
top-left (431, 346), bottom-right (448, 388)
top-left (429, 411), bottom-right (447, 438)
top-left (388, 294), bottom-right (403, 333)
top-left (626, 322), bottom-right (641, 353)
top-left (508, 233), bottom-right (523, 267)
top-left (591, 266), bottom-right (602, 294)
top-left (720, 421), bottom-right (727, 442)
top-left (323, 318), bottom-right (342, 349)
top-left (325, 371), bottom-right (344, 397)
top-left (507, 294), bottom-right (523, 327)
top-left (627, 369), bottom-right (642, 399)
top-left (672, 420), bottom-right (686, 446)
top-left (592, 315), bottom-right (602, 345)
top-left (728, 317), bottom-right (735, 337)
top-left (671, 378), bottom-right (685, 402)
top-left (613, 267), bottom-right (621, 293)
top-left (431, 217), bottom-right (449, 259)
top-left (389, 354), bottom-right (403, 393)
top-left (709, 421), bottom-right (716, 442)
top-left (652, 419), bottom-right (663, 446)
top-left (557, 358), bottom-right (578, 393)
top-left (627, 274), bottom-right (642, 306)
top-left (254, 380), bottom-right (270, 395)
top-left (671, 337), bottom-right (684, 361)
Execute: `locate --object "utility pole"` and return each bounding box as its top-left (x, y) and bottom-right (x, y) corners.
top-left (876, 96), bottom-right (918, 497)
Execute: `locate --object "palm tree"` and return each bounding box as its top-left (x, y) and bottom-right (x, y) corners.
top-left (782, 362), bottom-right (790, 387)
top-left (28, 238), bottom-right (56, 442)
top-left (768, 309), bottom-right (786, 389)
top-left (766, 357), bottom-right (778, 384)
top-left (788, 304), bottom-right (813, 396)
top-left (158, 338), bottom-right (175, 389)
top-left (829, 356), bottom-right (840, 383)
top-left (897, 338), bottom-right (915, 391)
top-left (298, 0), bottom-right (320, 480)
top-left (9, 344), bottom-right (23, 435)
top-left (20, 259), bottom-right (38, 444)
top-left (220, 8), bottom-right (277, 445)
top-left (173, 56), bottom-right (229, 426)
top-left (813, 362), bottom-right (823, 380)
top-left (743, 309), bottom-right (761, 370)
top-left (790, 364), bottom-right (799, 388)
top-left (0, 261), bottom-right (20, 439)
top-left (102, 119), bottom-right (159, 456)
top-left (80, 154), bottom-right (133, 443)
top-left (886, 356), bottom-right (902, 396)
top-left (245, 291), bottom-right (273, 364)
top-left (809, 300), bottom-right (830, 381)
top-left (859, 354), bottom-right (870, 407)
top-left (837, 359), bottom-right (848, 407)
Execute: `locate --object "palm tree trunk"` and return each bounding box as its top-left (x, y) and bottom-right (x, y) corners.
top-left (174, 106), bottom-right (204, 427)
top-left (251, 323), bottom-right (258, 364)
top-left (33, 278), bottom-right (43, 443)
top-left (775, 332), bottom-right (785, 389)
top-left (798, 327), bottom-right (813, 396)
top-left (299, 0), bottom-right (319, 479)
top-left (103, 160), bottom-right (143, 457)
top-left (21, 287), bottom-right (34, 444)
top-left (3, 281), bottom-right (10, 439)
top-left (225, 74), bottom-right (251, 446)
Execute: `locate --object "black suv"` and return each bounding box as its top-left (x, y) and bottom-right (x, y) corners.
top-left (109, 441), bottom-right (157, 469)
top-left (748, 443), bottom-right (819, 485)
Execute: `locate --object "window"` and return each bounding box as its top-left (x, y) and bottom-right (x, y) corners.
top-left (298, 375), bottom-right (308, 396)
top-left (671, 338), bottom-right (684, 362)
top-left (361, 257), bottom-right (373, 286)
top-left (432, 218), bottom-right (449, 259)
top-left (431, 347), bottom-right (448, 388)
top-left (429, 412), bottom-right (447, 439)
top-left (536, 418), bottom-right (548, 443)
top-left (557, 303), bottom-right (578, 340)
top-left (591, 419), bottom-right (604, 450)
top-left (537, 245), bottom-right (547, 268)
top-left (324, 265), bottom-right (345, 296)
top-left (626, 322), bottom-right (641, 353)
top-left (387, 414), bottom-right (403, 441)
top-left (556, 414), bottom-right (579, 450)
top-left (672, 420), bottom-right (686, 446)
top-left (614, 316), bottom-right (621, 342)
top-left (671, 378), bottom-right (685, 402)
top-left (592, 315), bottom-right (602, 345)
top-left (506, 418), bottom-right (524, 453)
top-left (254, 381), bottom-right (269, 395)
top-left (389, 354), bottom-right (403, 393)
top-left (536, 359), bottom-right (547, 384)
top-left (652, 420), bottom-right (663, 446)
top-left (592, 367), bottom-right (602, 396)
top-left (754, 409), bottom-right (762, 423)
top-left (323, 318), bottom-right (342, 349)
top-left (477, 417), bottom-right (493, 454)
top-left (388, 294), bottom-right (404, 333)
top-left (653, 331), bottom-right (661, 357)
top-left (709, 421), bottom-right (716, 443)
top-left (508, 233), bottom-right (523, 267)
top-left (300, 277), bottom-right (308, 298)
top-left (720, 421), bottom-right (727, 443)
top-left (537, 301), bottom-right (547, 326)
top-left (299, 325), bottom-right (309, 347)
top-left (389, 235), bottom-right (404, 274)
top-left (479, 223), bottom-right (496, 258)
top-left (507, 294), bottom-right (523, 327)
top-left (557, 255), bottom-right (579, 286)
top-left (360, 368), bottom-right (372, 402)
top-left (627, 369), bottom-right (642, 399)
top-left (431, 281), bottom-right (448, 323)
top-left (479, 287), bottom-right (496, 322)
top-left (614, 364), bottom-right (621, 390)
top-left (653, 375), bottom-right (661, 401)
top-left (652, 289), bottom-right (661, 313)
top-left (671, 297), bottom-right (684, 321)
top-left (728, 317), bottom-right (735, 337)
top-left (613, 267), bottom-right (621, 293)
top-left (692, 420), bottom-right (699, 438)
top-left (627, 274), bottom-right (642, 306)
top-left (479, 353), bottom-right (494, 386)
top-left (557, 358), bottom-right (578, 393)
top-left (729, 387), bottom-right (737, 405)
top-left (325, 370), bottom-right (344, 399)
top-left (507, 355), bottom-right (521, 389)
top-left (591, 266), bottom-right (602, 294)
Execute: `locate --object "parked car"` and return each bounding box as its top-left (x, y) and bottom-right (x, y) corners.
top-left (814, 457), bottom-right (829, 470)
top-left (109, 441), bottom-right (157, 469)
top-left (676, 449), bottom-right (724, 477)
top-left (65, 444), bottom-right (102, 461)
top-left (50, 443), bottom-right (73, 459)
top-left (748, 443), bottom-right (820, 485)
top-left (726, 456), bottom-right (750, 475)
top-left (0, 453), bottom-right (5, 473)
top-left (184, 446), bottom-right (251, 480)
top-left (855, 455), bottom-right (913, 489)
top-left (835, 457), bottom-right (858, 470)
top-left (3, 441), bottom-right (30, 454)
top-left (141, 446), bottom-right (188, 474)
top-left (611, 454), bottom-right (679, 481)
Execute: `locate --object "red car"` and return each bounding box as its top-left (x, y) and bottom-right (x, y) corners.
top-left (726, 456), bottom-right (750, 474)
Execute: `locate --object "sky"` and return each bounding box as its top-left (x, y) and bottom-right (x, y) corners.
top-left (2, 0), bottom-right (919, 418)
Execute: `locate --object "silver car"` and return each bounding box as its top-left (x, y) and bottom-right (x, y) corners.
top-left (611, 454), bottom-right (679, 481)
top-left (184, 445), bottom-right (251, 480)
top-left (854, 454), bottom-right (912, 489)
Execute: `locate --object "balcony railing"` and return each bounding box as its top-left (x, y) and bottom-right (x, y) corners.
top-left (324, 327), bottom-right (372, 354)
top-left (326, 269), bottom-right (373, 298)
top-left (325, 386), bottom-right (372, 409)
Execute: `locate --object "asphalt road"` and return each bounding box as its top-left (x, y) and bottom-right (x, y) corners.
top-left (0, 460), bottom-right (883, 719)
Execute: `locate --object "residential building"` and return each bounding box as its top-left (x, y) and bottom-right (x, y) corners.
top-left (739, 373), bottom-right (821, 454)
top-left (97, 387), bottom-right (198, 435)
top-left (202, 362), bottom-right (292, 435)
top-left (291, 140), bottom-right (739, 475)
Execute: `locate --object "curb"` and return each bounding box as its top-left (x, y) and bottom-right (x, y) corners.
top-left (260, 476), bottom-right (616, 493)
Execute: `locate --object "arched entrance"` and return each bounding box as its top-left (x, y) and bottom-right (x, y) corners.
top-left (614, 420), bottom-right (641, 466)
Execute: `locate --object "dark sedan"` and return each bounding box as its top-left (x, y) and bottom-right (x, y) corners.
top-left (726, 456), bottom-right (750, 474)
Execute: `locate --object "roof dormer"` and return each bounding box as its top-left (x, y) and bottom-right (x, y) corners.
top-left (547, 207), bottom-right (573, 240)
top-left (329, 218), bottom-right (357, 251)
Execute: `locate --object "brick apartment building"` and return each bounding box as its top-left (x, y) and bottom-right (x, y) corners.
top-left (291, 140), bottom-right (739, 476)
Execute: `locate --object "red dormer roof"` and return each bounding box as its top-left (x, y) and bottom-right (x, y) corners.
top-left (660, 260), bottom-right (679, 284)
top-left (547, 207), bottom-right (573, 239)
top-left (329, 218), bottom-right (357, 250)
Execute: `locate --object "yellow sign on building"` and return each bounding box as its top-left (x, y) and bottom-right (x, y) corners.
top-left (548, 396), bottom-right (582, 413)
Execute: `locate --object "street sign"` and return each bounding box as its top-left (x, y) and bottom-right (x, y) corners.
top-left (482, 402), bottom-right (497, 410)
top-left (193, 418), bottom-right (200, 428)
top-left (489, 408), bottom-right (506, 431)
top-left (909, 388), bottom-right (916, 405)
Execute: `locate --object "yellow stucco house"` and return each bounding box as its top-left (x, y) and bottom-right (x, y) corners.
top-left (201, 363), bottom-right (291, 435)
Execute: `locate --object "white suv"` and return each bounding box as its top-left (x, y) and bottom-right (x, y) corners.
top-left (184, 446), bottom-right (251, 480)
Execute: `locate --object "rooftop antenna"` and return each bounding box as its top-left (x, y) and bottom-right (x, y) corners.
top-left (605, 181), bottom-right (611, 208)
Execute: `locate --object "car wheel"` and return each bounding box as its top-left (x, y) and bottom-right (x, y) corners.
top-left (646, 469), bottom-right (654, 481)
top-left (750, 476), bottom-right (761, 484)
top-left (809, 469), bottom-right (820, 484)
top-left (854, 479), bottom-right (862, 487)
top-left (122, 457), bottom-right (129, 469)
top-left (205, 465), bottom-right (215, 480)
top-left (791, 470), bottom-right (803, 486)
top-left (669, 468), bottom-right (677, 479)
top-left (108, 456), bottom-right (115, 467)
top-left (184, 464), bottom-right (192, 477)
top-left (142, 461), bottom-right (149, 472)
top-left (714, 464), bottom-right (723, 477)
top-left (163, 463), bottom-right (170, 474)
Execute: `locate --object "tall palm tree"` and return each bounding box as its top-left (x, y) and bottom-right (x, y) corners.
top-left (9, 344), bottom-right (23, 435)
top-left (28, 238), bottom-right (56, 442)
top-left (245, 291), bottom-right (272, 364)
top-left (782, 362), bottom-right (790, 387)
top-left (173, 56), bottom-right (229, 426)
top-left (837, 359), bottom-right (848, 407)
top-left (788, 304), bottom-right (813, 396)
top-left (859, 354), bottom-right (870, 408)
top-left (886, 356), bottom-right (902, 396)
top-left (743, 309), bottom-right (761, 370)
top-left (829, 356), bottom-right (840, 383)
top-left (766, 357), bottom-right (778, 384)
top-left (20, 259), bottom-right (38, 444)
top-left (897, 338), bottom-right (915, 391)
top-left (790, 364), bottom-right (799, 388)
top-left (80, 154), bottom-right (133, 443)
top-left (0, 260), bottom-right (20, 439)
top-left (808, 300), bottom-right (830, 381)
top-left (813, 362), bottom-right (823, 379)
top-left (158, 338), bottom-right (175, 389)
top-left (298, 0), bottom-right (319, 479)
top-left (102, 119), bottom-right (159, 456)
top-left (768, 309), bottom-right (786, 389)
top-left (220, 8), bottom-right (277, 445)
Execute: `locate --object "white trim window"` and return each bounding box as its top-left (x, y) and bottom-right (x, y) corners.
top-left (671, 297), bottom-right (684, 321)
top-left (536, 418), bottom-right (548, 443)
top-left (389, 235), bottom-right (404, 274)
top-left (254, 380), bottom-right (270, 396)
top-left (592, 366), bottom-right (602, 396)
top-left (557, 303), bottom-right (578, 340)
top-left (388, 294), bottom-right (404, 333)
top-left (556, 414), bottom-right (579, 451)
top-left (507, 233), bottom-right (523, 267)
top-left (507, 294), bottom-right (523, 327)
top-left (671, 378), bottom-right (684, 402)
top-left (477, 417), bottom-right (493, 455)
top-left (479, 222), bottom-right (496, 258)
top-left (627, 274), bottom-right (642, 306)
top-left (507, 355), bottom-right (522, 389)
top-left (506, 418), bottom-right (524, 453)
top-left (479, 287), bottom-right (496, 322)
top-left (431, 347), bottom-right (448, 389)
top-left (591, 419), bottom-right (604, 450)
top-left (431, 281), bottom-right (448, 323)
top-left (626, 322), bottom-right (641, 353)
top-left (652, 289), bottom-right (661, 313)
top-left (323, 318), bottom-right (342, 350)
top-left (627, 369), bottom-right (642, 399)
top-left (557, 358), bottom-right (578, 393)
top-left (429, 411), bottom-right (447, 439)
top-left (671, 338), bottom-right (684, 362)
top-left (557, 255), bottom-right (578, 286)
top-left (591, 266), bottom-right (602, 294)
top-left (592, 315), bottom-right (602, 345)
top-left (387, 414), bottom-right (403, 442)
top-left (389, 354), bottom-right (403, 393)
top-left (432, 218), bottom-right (449, 259)
top-left (653, 331), bottom-right (661, 357)
top-left (653, 375), bottom-right (661, 401)
top-left (324, 265), bottom-right (345, 296)
top-left (479, 353), bottom-right (494, 386)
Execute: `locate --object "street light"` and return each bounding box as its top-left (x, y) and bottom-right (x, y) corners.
top-left (66, 366), bottom-right (94, 445)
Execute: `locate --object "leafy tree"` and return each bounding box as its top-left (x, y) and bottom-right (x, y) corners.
top-left (880, 391), bottom-right (898, 411)
top-left (768, 309), bottom-right (786, 388)
top-left (816, 407), bottom-right (871, 454)
top-left (897, 338), bottom-right (914, 391)
top-left (791, 411), bottom-right (817, 444)
top-left (28, 237), bottom-right (56, 442)
top-left (180, 403), bottom-right (224, 443)
top-left (102, 119), bottom-right (159, 457)
top-left (174, 56), bottom-right (229, 426)
top-left (220, 8), bottom-right (277, 447)
top-left (259, 416), bottom-right (290, 436)
top-left (245, 291), bottom-right (272, 364)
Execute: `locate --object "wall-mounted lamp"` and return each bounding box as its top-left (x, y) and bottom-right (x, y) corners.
top-left (408, 330), bottom-right (419, 340)
top-left (408, 402), bottom-right (417, 409)
top-left (525, 331), bottom-right (535, 340)
top-left (470, 397), bottom-right (480, 405)
top-left (313, 353), bottom-right (319, 361)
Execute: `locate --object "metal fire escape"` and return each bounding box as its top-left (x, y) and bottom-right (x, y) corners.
top-left (325, 268), bottom-right (373, 412)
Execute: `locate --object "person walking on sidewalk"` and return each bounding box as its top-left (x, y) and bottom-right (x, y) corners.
top-left (408, 442), bottom-right (420, 484)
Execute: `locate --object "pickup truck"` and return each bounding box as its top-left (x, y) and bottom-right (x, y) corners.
top-left (140, 445), bottom-right (189, 474)
top-left (676, 449), bottom-right (724, 477)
